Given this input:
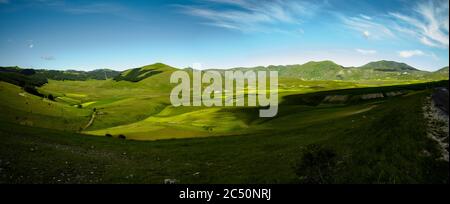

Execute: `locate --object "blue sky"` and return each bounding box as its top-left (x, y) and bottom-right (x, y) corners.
top-left (0, 0), bottom-right (448, 71)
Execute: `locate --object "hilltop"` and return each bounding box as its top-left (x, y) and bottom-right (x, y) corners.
top-left (359, 60), bottom-right (418, 72)
top-left (113, 63), bottom-right (177, 82)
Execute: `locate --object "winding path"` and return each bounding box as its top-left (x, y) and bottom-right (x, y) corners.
top-left (82, 110), bottom-right (97, 130)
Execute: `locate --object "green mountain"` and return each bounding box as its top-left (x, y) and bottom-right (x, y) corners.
top-left (436, 66), bottom-right (449, 74)
top-left (209, 60), bottom-right (447, 81)
top-left (359, 60), bottom-right (418, 72)
top-left (113, 63), bottom-right (177, 82)
top-left (2, 61), bottom-right (449, 88)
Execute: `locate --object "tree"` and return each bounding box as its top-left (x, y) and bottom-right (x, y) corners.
top-left (48, 94), bottom-right (55, 101)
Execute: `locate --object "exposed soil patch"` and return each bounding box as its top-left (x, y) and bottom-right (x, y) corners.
top-left (323, 95), bottom-right (349, 103)
top-left (360, 93), bottom-right (384, 100)
top-left (423, 88), bottom-right (449, 162)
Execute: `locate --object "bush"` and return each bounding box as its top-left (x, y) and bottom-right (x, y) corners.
top-left (294, 144), bottom-right (339, 184)
top-left (77, 104), bottom-right (82, 108)
top-left (105, 134), bottom-right (112, 137)
top-left (118, 134), bottom-right (126, 139)
top-left (48, 94), bottom-right (55, 101)
top-left (23, 85), bottom-right (44, 97)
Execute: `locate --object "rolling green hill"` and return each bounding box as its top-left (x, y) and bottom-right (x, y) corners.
top-left (359, 60), bottom-right (418, 71)
top-left (436, 66), bottom-right (449, 74)
top-left (113, 63), bottom-right (177, 82)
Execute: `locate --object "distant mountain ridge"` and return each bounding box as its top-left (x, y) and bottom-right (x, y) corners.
top-left (206, 60), bottom-right (447, 81)
top-left (1, 60), bottom-right (448, 84)
top-left (0, 66), bottom-right (120, 81)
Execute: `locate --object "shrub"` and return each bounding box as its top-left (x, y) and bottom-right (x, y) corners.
top-left (118, 134), bottom-right (126, 139)
top-left (48, 94), bottom-right (55, 101)
top-left (105, 134), bottom-right (112, 137)
top-left (23, 85), bottom-right (44, 97)
top-left (294, 144), bottom-right (339, 184)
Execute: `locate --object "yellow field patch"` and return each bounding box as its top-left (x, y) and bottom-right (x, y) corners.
top-left (66, 93), bottom-right (87, 98)
top-left (81, 101), bottom-right (97, 107)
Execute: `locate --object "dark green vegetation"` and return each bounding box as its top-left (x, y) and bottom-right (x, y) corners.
top-left (0, 61), bottom-right (448, 184)
top-left (0, 66), bottom-right (120, 97)
top-left (0, 66), bottom-right (120, 82)
top-left (0, 67), bottom-right (48, 87)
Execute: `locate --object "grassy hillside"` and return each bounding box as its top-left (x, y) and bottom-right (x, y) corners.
top-left (360, 60), bottom-right (418, 71)
top-left (0, 60), bottom-right (448, 184)
top-left (0, 82), bottom-right (91, 131)
top-left (0, 81), bottom-right (448, 183)
top-left (113, 63), bottom-right (177, 82)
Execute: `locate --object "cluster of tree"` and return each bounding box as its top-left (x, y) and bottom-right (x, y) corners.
top-left (0, 67), bottom-right (48, 97)
top-left (35, 69), bottom-right (120, 81)
top-left (0, 66), bottom-right (120, 97)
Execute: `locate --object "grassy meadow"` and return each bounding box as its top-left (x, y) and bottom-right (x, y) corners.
top-left (0, 62), bottom-right (448, 184)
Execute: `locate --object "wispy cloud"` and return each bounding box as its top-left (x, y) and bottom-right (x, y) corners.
top-left (12, 0), bottom-right (137, 20)
top-left (390, 0), bottom-right (449, 48)
top-left (398, 50), bottom-right (425, 58)
top-left (341, 14), bottom-right (395, 40)
top-left (356, 48), bottom-right (377, 55)
top-left (177, 0), bottom-right (322, 33)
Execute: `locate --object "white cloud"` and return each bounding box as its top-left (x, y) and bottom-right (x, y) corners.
top-left (398, 50), bottom-right (425, 58)
top-left (390, 0), bottom-right (449, 48)
top-left (360, 14), bottom-right (372, 20)
top-left (356, 49), bottom-right (377, 55)
top-left (178, 0), bottom-right (322, 33)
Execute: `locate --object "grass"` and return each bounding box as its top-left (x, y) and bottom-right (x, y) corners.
top-left (0, 82), bottom-right (90, 131)
top-left (0, 80), bottom-right (448, 183)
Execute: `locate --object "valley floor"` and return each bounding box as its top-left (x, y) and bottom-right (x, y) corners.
top-left (0, 81), bottom-right (448, 184)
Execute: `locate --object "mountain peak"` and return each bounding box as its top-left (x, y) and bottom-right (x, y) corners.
top-left (114, 63), bottom-right (177, 82)
top-left (303, 60), bottom-right (339, 66)
top-left (361, 60), bottom-right (418, 71)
